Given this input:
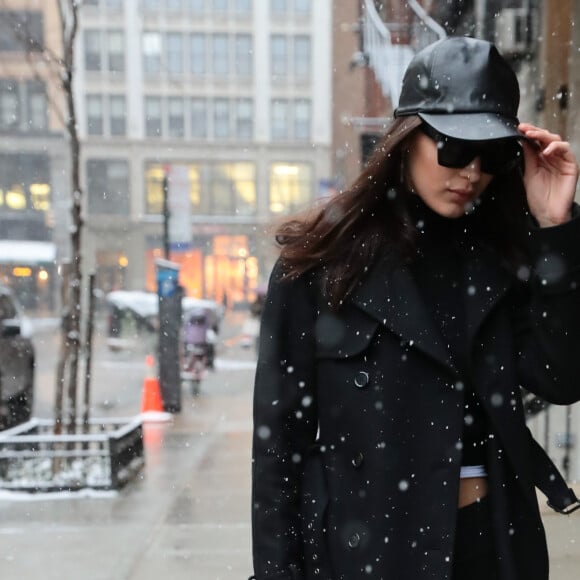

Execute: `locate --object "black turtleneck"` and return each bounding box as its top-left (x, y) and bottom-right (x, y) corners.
top-left (407, 195), bottom-right (490, 468)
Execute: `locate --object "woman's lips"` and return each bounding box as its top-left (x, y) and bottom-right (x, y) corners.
top-left (449, 188), bottom-right (473, 198)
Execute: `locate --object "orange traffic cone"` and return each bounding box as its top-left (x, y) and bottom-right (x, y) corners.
top-left (141, 355), bottom-right (164, 413)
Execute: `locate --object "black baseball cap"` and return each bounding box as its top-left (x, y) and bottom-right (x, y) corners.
top-left (394, 37), bottom-right (524, 142)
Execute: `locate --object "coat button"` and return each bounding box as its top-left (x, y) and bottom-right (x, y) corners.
top-left (354, 371), bottom-right (369, 388)
top-left (348, 532), bottom-right (361, 549)
top-left (352, 452), bottom-right (364, 468)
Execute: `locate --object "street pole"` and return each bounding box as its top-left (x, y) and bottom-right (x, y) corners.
top-left (162, 172), bottom-right (170, 260)
top-left (475, 0), bottom-right (487, 39)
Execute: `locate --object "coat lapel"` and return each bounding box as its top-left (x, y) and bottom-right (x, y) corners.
top-left (349, 250), bottom-right (514, 373)
top-left (349, 258), bottom-right (454, 371)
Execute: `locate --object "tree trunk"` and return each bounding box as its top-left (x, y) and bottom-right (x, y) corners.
top-left (82, 273), bottom-right (96, 435)
top-left (57, 1), bottom-right (82, 435)
top-left (53, 264), bottom-right (71, 436)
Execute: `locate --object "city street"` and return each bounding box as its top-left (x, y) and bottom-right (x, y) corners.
top-left (0, 311), bottom-right (578, 579)
top-left (1, 310), bottom-right (255, 580)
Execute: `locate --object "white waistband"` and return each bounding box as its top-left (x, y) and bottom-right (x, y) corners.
top-left (460, 464), bottom-right (487, 479)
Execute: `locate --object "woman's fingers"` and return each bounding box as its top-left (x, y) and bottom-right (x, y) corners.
top-left (518, 123), bottom-right (568, 150)
top-left (519, 123), bottom-right (579, 173)
top-left (541, 140), bottom-right (575, 161)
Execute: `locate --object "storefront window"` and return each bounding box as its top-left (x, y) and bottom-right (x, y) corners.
top-left (269, 162), bottom-right (312, 214)
top-left (145, 164), bottom-right (165, 214)
top-left (0, 153), bottom-right (51, 213)
top-left (5, 184), bottom-right (26, 210)
top-left (211, 163), bottom-right (256, 215)
top-left (146, 161), bottom-right (255, 216)
top-left (188, 165), bottom-right (206, 213)
top-left (30, 183), bottom-right (51, 211)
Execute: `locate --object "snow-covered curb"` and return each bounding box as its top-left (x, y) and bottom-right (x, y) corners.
top-left (0, 487), bottom-right (119, 502)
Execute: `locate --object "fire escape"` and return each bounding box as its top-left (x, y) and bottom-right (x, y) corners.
top-left (361, 0), bottom-right (446, 110)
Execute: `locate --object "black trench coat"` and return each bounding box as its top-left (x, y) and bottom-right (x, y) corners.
top-left (251, 216), bottom-right (580, 580)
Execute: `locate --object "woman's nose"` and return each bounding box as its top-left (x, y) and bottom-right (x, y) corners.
top-left (460, 156), bottom-right (482, 182)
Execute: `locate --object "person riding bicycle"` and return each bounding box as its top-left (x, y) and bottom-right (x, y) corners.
top-left (182, 308), bottom-right (216, 369)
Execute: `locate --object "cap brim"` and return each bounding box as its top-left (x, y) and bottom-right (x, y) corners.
top-left (419, 112), bottom-right (525, 141)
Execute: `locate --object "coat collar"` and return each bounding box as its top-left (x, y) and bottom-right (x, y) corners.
top-left (349, 247), bottom-right (514, 371)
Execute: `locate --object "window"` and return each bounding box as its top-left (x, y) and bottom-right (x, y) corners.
top-left (167, 0), bottom-right (184, 12)
top-left (168, 97), bottom-right (185, 138)
top-left (270, 0), bottom-right (288, 16)
top-left (188, 164), bottom-right (205, 213)
top-left (0, 80), bottom-right (48, 133)
top-left (294, 36), bottom-right (311, 79)
top-left (190, 34), bottom-right (206, 75)
top-left (0, 153), bottom-right (51, 214)
top-left (105, 0), bottom-right (123, 10)
top-left (294, 99), bottom-right (311, 140)
top-left (87, 159), bottom-right (130, 215)
top-left (84, 30), bottom-right (102, 71)
top-left (211, 163), bottom-right (256, 215)
top-left (294, 0), bottom-right (311, 15)
top-left (145, 164), bottom-right (165, 214)
top-left (166, 33), bottom-right (184, 75)
top-left (213, 0), bottom-right (228, 12)
top-left (271, 99), bottom-right (288, 140)
top-left (269, 163), bottom-right (311, 214)
top-left (212, 34), bottom-right (229, 77)
top-left (235, 99), bottom-right (253, 140)
top-left (235, 0), bottom-right (251, 16)
top-left (0, 80), bottom-right (19, 131)
top-left (86, 95), bottom-right (103, 135)
top-left (190, 0), bottom-right (205, 14)
top-left (142, 0), bottom-right (160, 11)
top-left (146, 161), bottom-right (256, 216)
top-left (107, 30), bottom-right (125, 72)
top-left (109, 95), bottom-right (126, 136)
top-left (235, 35), bottom-right (253, 78)
top-left (145, 96), bottom-right (162, 137)
top-left (27, 80), bottom-right (47, 131)
top-left (271, 35), bottom-right (287, 78)
top-left (0, 11), bottom-right (44, 52)
top-left (143, 32), bottom-right (162, 76)
top-left (191, 98), bottom-right (207, 138)
top-left (29, 181), bottom-right (50, 210)
top-left (214, 98), bottom-right (231, 139)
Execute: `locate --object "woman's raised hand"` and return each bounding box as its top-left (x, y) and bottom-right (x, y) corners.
top-left (518, 123), bottom-right (579, 227)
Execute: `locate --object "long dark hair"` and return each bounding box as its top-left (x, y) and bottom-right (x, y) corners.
top-left (276, 115), bottom-right (530, 309)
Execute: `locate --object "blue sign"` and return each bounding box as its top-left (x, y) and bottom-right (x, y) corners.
top-left (155, 259), bottom-right (180, 298)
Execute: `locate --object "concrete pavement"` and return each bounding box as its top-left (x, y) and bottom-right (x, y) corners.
top-left (0, 311), bottom-right (579, 579)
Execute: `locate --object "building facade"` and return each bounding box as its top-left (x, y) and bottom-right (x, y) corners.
top-left (0, 0), bottom-right (68, 310)
top-left (76, 0), bottom-right (332, 306)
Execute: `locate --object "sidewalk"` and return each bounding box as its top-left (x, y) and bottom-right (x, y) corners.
top-left (0, 311), bottom-right (255, 580)
top-left (1, 311), bottom-right (579, 579)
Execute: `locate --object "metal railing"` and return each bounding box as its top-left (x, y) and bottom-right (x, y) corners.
top-left (362, 0), bottom-right (446, 107)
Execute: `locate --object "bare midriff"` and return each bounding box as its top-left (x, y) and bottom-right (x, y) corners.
top-left (458, 477), bottom-right (488, 508)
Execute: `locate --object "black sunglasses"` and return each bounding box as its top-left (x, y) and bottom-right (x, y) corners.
top-left (420, 124), bottom-right (523, 175)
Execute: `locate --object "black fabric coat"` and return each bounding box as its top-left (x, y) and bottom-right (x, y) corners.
top-left (250, 214), bottom-right (580, 580)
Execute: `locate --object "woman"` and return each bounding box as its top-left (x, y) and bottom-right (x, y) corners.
top-left (250, 37), bottom-right (580, 580)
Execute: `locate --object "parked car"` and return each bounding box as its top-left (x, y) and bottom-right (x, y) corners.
top-left (0, 286), bottom-right (35, 430)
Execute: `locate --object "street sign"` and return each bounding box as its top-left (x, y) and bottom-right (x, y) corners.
top-left (167, 165), bottom-right (192, 249)
top-left (155, 258), bottom-right (179, 297)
